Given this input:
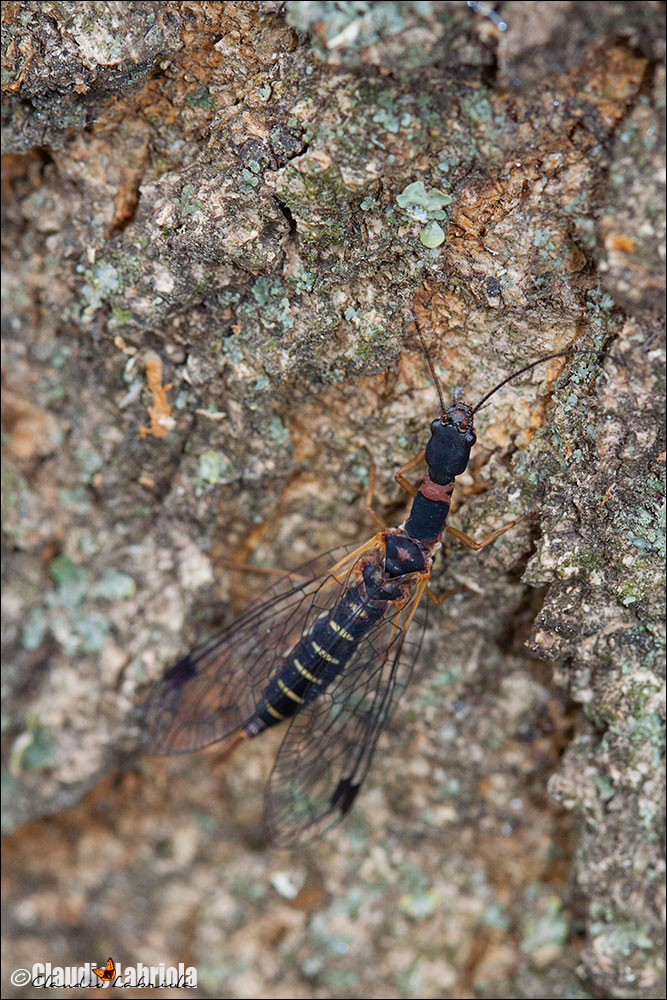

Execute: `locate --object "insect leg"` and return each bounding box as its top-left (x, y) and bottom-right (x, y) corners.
top-left (356, 443), bottom-right (387, 529)
top-left (328, 534), bottom-right (384, 578)
top-left (426, 585), bottom-right (465, 606)
top-left (445, 517), bottom-right (523, 551)
top-left (215, 559), bottom-right (291, 577)
top-left (394, 448), bottom-right (426, 497)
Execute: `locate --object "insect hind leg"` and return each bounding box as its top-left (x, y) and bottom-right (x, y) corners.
top-left (426, 584), bottom-right (465, 606)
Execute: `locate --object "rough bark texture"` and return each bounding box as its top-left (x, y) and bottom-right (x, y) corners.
top-left (2, 2), bottom-right (665, 998)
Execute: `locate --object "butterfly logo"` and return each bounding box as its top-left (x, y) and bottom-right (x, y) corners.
top-left (93, 957), bottom-right (116, 982)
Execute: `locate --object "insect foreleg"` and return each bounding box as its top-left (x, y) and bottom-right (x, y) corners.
top-left (394, 448), bottom-right (426, 498)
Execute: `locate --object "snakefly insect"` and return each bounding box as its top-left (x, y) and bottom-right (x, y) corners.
top-left (142, 318), bottom-right (603, 847)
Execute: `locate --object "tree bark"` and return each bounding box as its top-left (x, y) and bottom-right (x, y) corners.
top-left (2, 3), bottom-right (664, 997)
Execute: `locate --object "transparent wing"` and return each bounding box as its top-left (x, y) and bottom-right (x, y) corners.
top-left (265, 589), bottom-right (429, 847)
top-left (141, 540), bottom-right (381, 754)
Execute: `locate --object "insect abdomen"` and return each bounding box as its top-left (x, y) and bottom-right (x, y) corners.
top-left (245, 582), bottom-right (385, 736)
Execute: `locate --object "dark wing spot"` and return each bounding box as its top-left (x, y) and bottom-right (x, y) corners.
top-left (163, 653), bottom-right (197, 689)
top-left (331, 778), bottom-right (361, 815)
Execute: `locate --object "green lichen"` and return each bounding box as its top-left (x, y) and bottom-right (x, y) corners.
top-left (396, 180), bottom-right (451, 247)
top-left (79, 261), bottom-right (122, 312)
top-left (185, 84), bottom-right (215, 110)
top-left (197, 450), bottom-right (230, 486)
top-left (251, 276), bottom-right (294, 331)
top-left (22, 607), bottom-right (49, 652)
top-left (22, 555), bottom-right (136, 656)
top-left (481, 900), bottom-right (510, 929)
top-left (239, 168), bottom-right (260, 191)
top-left (589, 918), bottom-right (653, 958)
top-left (292, 267), bottom-right (315, 292)
top-left (619, 703), bottom-right (665, 764)
top-left (276, 160), bottom-right (354, 246)
top-left (396, 179), bottom-right (452, 218)
top-left (370, 90), bottom-right (413, 133)
top-left (435, 153), bottom-right (462, 175)
top-left (74, 612), bottom-right (111, 653)
top-left (521, 895), bottom-right (569, 955)
top-left (74, 445), bottom-right (104, 484)
top-left (419, 220), bottom-right (445, 247)
top-left (265, 416), bottom-right (291, 447)
top-left (180, 182), bottom-right (204, 219)
top-left (110, 306), bottom-right (133, 323)
top-left (9, 723), bottom-right (56, 774)
top-left (398, 887), bottom-right (442, 920)
top-left (91, 569), bottom-right (136, 600)
top-left (48, 552), bottom-right (88, 590)
top-left (459, 90), bottom-right (493, 125)
top-left (593, 773), bottom-right (616, 803)
top-left (286, 1), bottom-right (417, 62)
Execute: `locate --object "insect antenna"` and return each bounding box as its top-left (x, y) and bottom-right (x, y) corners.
top-left (471, 348), bottom-right (623, 414)
top-left (411, 311), bottom-right (447, 418)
